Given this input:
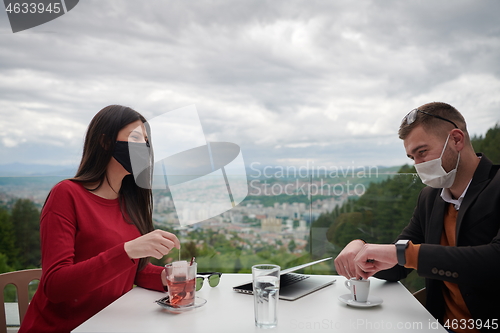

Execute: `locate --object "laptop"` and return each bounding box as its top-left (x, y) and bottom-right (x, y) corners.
top-left (233, 257), bottom-right (336, 301)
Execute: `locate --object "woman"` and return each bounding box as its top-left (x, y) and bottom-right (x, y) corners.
top-left (20, 105), bottom-right (180, 333)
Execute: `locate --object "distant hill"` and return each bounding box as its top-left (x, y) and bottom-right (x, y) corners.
top-left (0, 163), bottom-right (77, 177)
top-left (0, 162), bottom-right (404, 178)
top-left (244, 164), bottom-right (404, 180)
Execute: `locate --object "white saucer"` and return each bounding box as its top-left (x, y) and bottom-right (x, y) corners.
top-left (338, 294), bottom-right (383, 307)
top-left (156, 296), bottom-right (207, 313)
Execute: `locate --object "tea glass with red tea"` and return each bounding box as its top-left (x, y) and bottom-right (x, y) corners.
top-left (165, 261), bottom-right (197, 307)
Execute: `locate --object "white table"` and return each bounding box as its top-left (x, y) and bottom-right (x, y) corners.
top-left (73, 274), bottom-right (446, 333)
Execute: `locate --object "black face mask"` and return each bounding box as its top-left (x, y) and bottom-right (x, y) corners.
top-left (113, 141), bottom-right (151, 177)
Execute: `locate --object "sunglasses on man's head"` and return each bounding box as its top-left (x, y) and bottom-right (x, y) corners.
top-left (196, 272), bottom-right (222, 291)
top-left (402, 108), bottom-right (458, 129)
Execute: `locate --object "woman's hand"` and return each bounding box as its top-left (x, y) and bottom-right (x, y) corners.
top-left (124, 229), bottom-right (180, 260)
top-left (161, 269), bottom-right (168, 288)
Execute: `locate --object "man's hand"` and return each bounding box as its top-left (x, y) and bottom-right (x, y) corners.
top-left (334, 239), bottom-right (365, 279)
top-left (354, 244), bottom-right (398, 279)
top-left (124, 229), bottom-right (180, 260)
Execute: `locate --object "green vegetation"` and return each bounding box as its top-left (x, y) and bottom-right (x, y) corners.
top-left (150, 227), bottom-right (330, 275)
top-left (471, 123), bottom-right (500, 164)
top-left (0, 199), bottom-right (40, 273)
top-left (0, 199), bottom-right (41, 302)
top-left (327, 166), bottom-right (423, 247)
top-left (244, 193), bottom-right (322, 207)
top-left (309, 166), bottom-right (426, 292)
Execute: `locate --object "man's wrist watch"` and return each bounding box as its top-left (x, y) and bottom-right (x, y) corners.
top-left (395, 240), bottom-right (410, 266)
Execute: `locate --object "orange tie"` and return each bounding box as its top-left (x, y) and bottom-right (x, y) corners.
top-left (441, 203), bottom-right (479, 333)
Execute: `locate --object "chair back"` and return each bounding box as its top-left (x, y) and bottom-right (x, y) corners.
top-left (0, 269), bottom-right (42, 333)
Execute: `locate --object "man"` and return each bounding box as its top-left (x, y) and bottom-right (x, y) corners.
top-left (334, 102), bottom-right (499, 332)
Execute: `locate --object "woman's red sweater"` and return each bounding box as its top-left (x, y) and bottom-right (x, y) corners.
top-left (19, 180), bottom-right (165, 333)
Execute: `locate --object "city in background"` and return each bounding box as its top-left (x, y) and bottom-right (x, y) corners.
top-left (1, 124), bottom-right (498, 302)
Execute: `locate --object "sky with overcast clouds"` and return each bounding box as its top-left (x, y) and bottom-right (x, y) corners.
top-left (0, 0), bottom-right (499, 172)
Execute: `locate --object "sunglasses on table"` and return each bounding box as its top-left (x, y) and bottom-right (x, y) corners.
top-left (196, 272), bottom-right (222, 291)
top-left (401, 108), bottom-right (458, 129)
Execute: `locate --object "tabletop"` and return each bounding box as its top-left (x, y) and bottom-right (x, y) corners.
top-left (72, 274), bottom-right (447, 333)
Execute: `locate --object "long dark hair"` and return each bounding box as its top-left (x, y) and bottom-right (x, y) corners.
top-left (72, 105), bottom-right (154, 270)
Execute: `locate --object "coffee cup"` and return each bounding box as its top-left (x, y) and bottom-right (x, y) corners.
top-left (344, 278), bottom-right (370, 303)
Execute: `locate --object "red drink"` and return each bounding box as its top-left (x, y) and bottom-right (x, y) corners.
top-left (167, 277), bottom-right (196, 307)
top-left (165, 261), bottom-right (197, 307)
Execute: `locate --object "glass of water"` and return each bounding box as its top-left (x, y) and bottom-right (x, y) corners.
top-left (252, 264), bottom-right (280, 329)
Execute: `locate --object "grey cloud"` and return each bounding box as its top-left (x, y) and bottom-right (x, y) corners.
top-left (0, 0), bottom-right (499, 168)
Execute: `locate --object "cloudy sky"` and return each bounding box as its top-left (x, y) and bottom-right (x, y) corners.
top-left (1, 0), bottom-right (499, 172)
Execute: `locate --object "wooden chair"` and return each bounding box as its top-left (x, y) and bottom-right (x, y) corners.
top-left (0, 269), bottom-right (42, 333)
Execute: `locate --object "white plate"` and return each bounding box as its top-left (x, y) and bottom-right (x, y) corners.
top-left (338, 293), bottom-right (383, 307)
top-left (156, 296), bottom-right (207, 313)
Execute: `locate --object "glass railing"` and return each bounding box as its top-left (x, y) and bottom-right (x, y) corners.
top-left (0, 168), bottom-right (426, 300)
top-left (152, 167), bottom-right (425, 293)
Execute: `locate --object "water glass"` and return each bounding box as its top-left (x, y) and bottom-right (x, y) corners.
top-left (252, 264), bottom-right (280, 329)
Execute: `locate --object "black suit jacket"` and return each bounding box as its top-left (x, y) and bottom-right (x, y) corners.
top-left (375, 154), bottom-right (500, 330)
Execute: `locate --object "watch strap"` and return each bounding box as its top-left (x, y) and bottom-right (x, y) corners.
top-left (396, 240), bottom-right (410, 266)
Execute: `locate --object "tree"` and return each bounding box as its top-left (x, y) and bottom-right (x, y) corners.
top-left (0, 207), bottom-right (18, 268)
top-left (0, 253), bottom-right (12, 274)
top-left (471, 123), bottom-right (500, 164)
top-left (11, 199), bottom-right (41, 268)
top-left (234, 257), bottom-right (243, 273)
top-left (181, 241), bottom-right (198, 260)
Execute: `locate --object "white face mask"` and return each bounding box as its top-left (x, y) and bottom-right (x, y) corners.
top-left (414, 134), bottom-right (460, 188)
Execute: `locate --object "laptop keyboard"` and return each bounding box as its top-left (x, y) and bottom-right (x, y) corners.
top-left (280, 273), bottom-right (310, 287)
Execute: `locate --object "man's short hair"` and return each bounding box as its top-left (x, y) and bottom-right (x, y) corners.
top-left (398, 102), bottom-right (468, 141)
